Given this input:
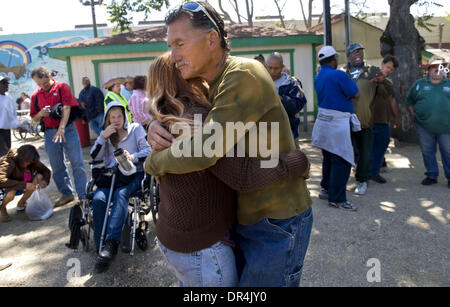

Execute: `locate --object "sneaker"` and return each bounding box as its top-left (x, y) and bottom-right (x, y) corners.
top-left (370, 174), bottom-right (387, 184)
top-left (354, 182), bottom-right (368, 195)
top-left (319, 188), bottom-right (329, 200)
top-left (421, 178), bottom-right (437, 186)
top-left (55, 195), bottom-right (75, 207)
top-left (328, 201), bottom-right (358, 211)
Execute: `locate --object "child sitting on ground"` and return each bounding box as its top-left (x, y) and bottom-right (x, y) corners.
top-left (0, 145), bottom-right (51, 222)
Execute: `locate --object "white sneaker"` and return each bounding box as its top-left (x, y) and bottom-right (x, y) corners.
top-left (354, 182), bottom-right (368, 195)
top-left (319, 188), bottom-right (329, 200)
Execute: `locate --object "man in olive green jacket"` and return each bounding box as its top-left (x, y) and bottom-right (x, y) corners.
top-left (343, 43), bottom-right (385, 195)
top-left (145, 2), bottom-right (312, 287)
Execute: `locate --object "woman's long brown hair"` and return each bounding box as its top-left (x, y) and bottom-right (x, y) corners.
top-left (147, 52), bottom-right (212, 136)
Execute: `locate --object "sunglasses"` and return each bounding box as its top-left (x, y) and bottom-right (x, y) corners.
top-left (181, 2), bottom-right (220, 34)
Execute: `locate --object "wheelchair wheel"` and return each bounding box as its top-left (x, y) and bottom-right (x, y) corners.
top-left (135, 228), bottom-right (148, 251)
top-left (121, 212), bottom-right (132, 253)
top-left (12, 129), bottom-right (27, 140)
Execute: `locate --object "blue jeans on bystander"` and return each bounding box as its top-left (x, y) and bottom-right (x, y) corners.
top-left (415, 123), bottom-right (450, 181)
top-left (44, 123), bottom-right (87, 198)
top-left (369, 123), bottom-right (391, 177)
top-left (89, 113), bottom-right (104, 137)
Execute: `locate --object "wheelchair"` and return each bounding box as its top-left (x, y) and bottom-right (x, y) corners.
top-left (66, 160), bottom-right (160, 256)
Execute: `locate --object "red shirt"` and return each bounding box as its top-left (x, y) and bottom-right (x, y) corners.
top-left (30, 81), bottom-right (79, 129)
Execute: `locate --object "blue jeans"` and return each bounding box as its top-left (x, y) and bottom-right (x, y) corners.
top-left (234, 206), bottom-right (313, 287)
top-left (89, 113), bottom-right (104, 136)
top-left (157, 239), bottom-right (238, 287)
top-left (321, 150), bottom-right (351, 203)
top-left (92, 172), bottom-right (144, 247)
top-left (415, 123), bottom-right (450, 181)
top-left (44, 123), bottom-right (87, 198)
top-left (369, 124), bottom-right (391, 177)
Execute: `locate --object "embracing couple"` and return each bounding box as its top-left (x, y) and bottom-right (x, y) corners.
top-left (145, 2), bottom-right (313, 287)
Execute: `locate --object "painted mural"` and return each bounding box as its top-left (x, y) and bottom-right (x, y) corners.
top-left (0, 29), bottom-right (103, 101)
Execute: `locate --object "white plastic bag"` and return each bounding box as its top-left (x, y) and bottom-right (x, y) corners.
top-left (25, 190), bottom-right (54, 221)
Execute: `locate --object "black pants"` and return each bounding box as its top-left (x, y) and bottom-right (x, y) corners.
top-left (0, 129), bottom-right (11, 157)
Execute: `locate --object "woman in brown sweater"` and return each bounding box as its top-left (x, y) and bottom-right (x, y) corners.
top-left (0, 145), bottom-right (51, 222)
top-left (145, 53), bottom-right (310, 287)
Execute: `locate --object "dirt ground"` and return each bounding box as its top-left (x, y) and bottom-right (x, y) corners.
top-left (0, 131), bottom-right (448, 287)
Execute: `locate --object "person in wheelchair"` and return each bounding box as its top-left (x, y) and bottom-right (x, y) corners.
top-left (90, 101), bottom-right (151, 272)
top-left (0, 145), bottom-right (51, 222)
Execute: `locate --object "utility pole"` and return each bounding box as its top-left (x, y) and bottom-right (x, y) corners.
top-left (438, 23), bottom-right (444, 49)
top-left (345, 0), bottom-right (352, 48)
top-left (323, 0), bottom-right (332, 45)
top-left (80, 0), bottom-right (103, 38)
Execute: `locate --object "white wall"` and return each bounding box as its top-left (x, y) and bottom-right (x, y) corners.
top-left (69, 43), bottom-right (317, 116)
top-left (70, 51), bottom-right (162, 96)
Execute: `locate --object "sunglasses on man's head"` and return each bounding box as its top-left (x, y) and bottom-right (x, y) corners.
top-left (181, 1), bottom-right (220, 33)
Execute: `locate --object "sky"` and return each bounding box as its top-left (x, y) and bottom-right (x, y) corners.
top-left (0, 0), bottom-right (448, 35)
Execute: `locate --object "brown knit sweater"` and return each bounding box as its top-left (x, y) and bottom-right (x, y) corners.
top-left (156, 149), bottom-right (309, 253)
top-left (0, 149), bottom-right (51, 190)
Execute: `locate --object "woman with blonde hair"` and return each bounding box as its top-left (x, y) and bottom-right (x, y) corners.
top-left (145, 52), bottom-right (311, 287)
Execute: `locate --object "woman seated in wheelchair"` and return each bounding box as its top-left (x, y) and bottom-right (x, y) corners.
top-left (0, 145), bottom-right (51, 222)
top-left (90, 101), bottom-right (151, 272)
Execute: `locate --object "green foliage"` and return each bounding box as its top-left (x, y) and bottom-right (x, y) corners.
top-left (413, 0), bottom-right (444, 32)
top-left (106, 0), bottom-right (170, 33)
top-left (416, 15), bottom-right (437, 32)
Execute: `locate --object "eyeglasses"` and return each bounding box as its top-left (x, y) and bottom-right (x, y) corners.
top-left (181, 2), bottom-right (220, 34)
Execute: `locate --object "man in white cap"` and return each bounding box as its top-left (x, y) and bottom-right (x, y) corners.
top-left (312, 46), bottom-right (360, 211)
top-left (407, 56), bottom-right (450, 189)
top-left (0, 76), bottom-right (19, 156)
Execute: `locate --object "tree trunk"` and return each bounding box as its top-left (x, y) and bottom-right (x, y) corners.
top-left (274, 0), bottom-right (286, 28)
top-left (245, 0), bottom-right (253, 27)
top-left (380, 0), bottom-right (425, 142)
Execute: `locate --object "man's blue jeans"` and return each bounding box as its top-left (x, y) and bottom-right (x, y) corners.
top-left (369, 124), bottom-right (391, 177)
top-left (234, 206), bottom-right (313, 287)
top-left (157, 239), bottom-right (238, 287)
top-left (321, 150), bottom-right (351, 203)
top-left (92, 172), bottom-right (144, 248)
top-left (44, 123), bottom-right (87, 198)
top-left (415, 123), bottom-right (450, 181)
top-left (89, 113), bottom-right (104, 137)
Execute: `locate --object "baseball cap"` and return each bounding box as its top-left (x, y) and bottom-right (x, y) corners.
top-left (0, 76), bottom-right (10, 83)
top-left (318, 46), bottom-right (338, 61)
top-left (347, 43), bottom-right (364, 54)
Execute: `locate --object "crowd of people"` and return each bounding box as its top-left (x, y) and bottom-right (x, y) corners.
top-left (0, 1), bottom-right (448, 287)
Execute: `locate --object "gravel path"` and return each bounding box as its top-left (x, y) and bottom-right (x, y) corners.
top-left (0, 133), bottom-right (448, 287)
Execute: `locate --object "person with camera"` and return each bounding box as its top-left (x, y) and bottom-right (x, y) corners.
top-left (90, 101), bottom-right (151, 273)
top-left (30, 66), bottom-right (87, 207)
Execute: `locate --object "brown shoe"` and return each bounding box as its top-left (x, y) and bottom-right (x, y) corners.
top-left (55, 195), bottom-right (75, 207)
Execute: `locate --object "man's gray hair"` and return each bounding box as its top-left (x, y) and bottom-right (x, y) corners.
top-left (31, 67), bottom-right (50, 79)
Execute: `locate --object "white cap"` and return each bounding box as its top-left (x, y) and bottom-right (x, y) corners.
top-left (0, 76), bottom-right (10, 83)
top-left (318, 46), bottom-right (338, 61)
